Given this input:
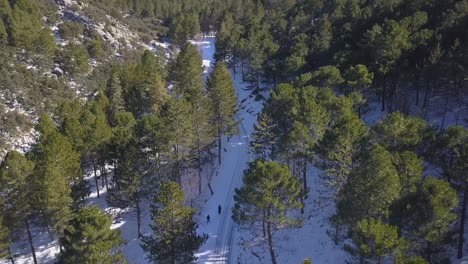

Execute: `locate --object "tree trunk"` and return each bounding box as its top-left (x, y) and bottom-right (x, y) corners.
top-left (25, 217), bottom-right (37, 264)
top-left (233, 59), bottom-right (236, 78)
top-left (426, 241), bottom-right (432, 263)
top-left (256, 69), bottom-right (260, 91)
top-left (458, 182), bottom-right (468, 259)
top-left (423, 79), bottom-right (431, 109)
top-left (175, 145), bottom-right (181, 185)
top-left (198, 144), bottom-right (202, 195)
top-left (303, 156), bottom-right (308, 196)
top-left (241, 58), bottom-right (245, 81)
top-left (302, 156), bottom-right (307, 214)
top-left (92, 159), bottom-right (100, 198)
top-left (262, 210), bottom-right (266, 238)
top-left (415, 76), bottom-right (420, 106)
top-left (381, 80), bottom-right (386, 112)
top-left (136, 197), bottom-right (142, 238)
top-left (100, 165), bottom-right (105, 188)
top-left (218, 128), bottom-right (222, 165)
top-left (440, 96), bottom-right (449, 131)
top-left (266, 210), bottom-right (277, 264)
top-left (208, 182), bottom-right (214, 196)
top-left (8, 246), bottom-right (14, 264)
top-left (103, 165), bottom-right (109, 190)
top-left (46, 224), bottom-right (53, 241)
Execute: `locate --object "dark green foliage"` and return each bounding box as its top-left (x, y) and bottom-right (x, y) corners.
top-left (168, 13), bottom-right (200, 45)
top-left (57, 43), bottom-right (90, 75)
top-left (171, 43), bottom-right (203, 102)
top-left (392, 151), bottom-right (423, 195)
top-left (120, 51), bottom-right (166, 117)
top-left (206, 62), bottom-right (239, 164)
top-left (0, 151), bottom-right (35, 261)
top-left (59, 20), bottom-right (84, 40)
top-left (107, 69), bottom-right (126, 124)
top-left (0, 210), bottom-right (11, 260)
top-left (393, 177), bottom-right (458, 260)
top-left (338, 144), bottom-right (401, 223)
top-left (348, 218), bottom-right (401, 263)
top-left (33, 114), bottom-right (82, 238)
top-left (141, 181), bottom-right (207, 264)
top-left (249, 111), bottom-right (276, 160)
top-left (233, 161), bottom-right (302, 264)
top-left (374, 112), bottom-right (428, 152)
top-left (59, 206), bottom-right (125, 264)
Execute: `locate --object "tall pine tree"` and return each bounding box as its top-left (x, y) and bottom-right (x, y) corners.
top-left (0, 152), bottom-right (36, 264)
top-left (141, 181), bottom-right (207, 264)
top-left (233, 161), bottom-right (302, 264)
top-left (206, 62), bottom-right (239, 164)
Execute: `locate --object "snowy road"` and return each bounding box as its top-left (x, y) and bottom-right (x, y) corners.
top-left (194, 38), bottom-right (263, 264)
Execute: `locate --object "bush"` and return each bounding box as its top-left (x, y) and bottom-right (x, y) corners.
top-left (59, 21), bottom-right (84, 40)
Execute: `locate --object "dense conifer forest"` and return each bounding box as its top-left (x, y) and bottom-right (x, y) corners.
top-left (0, 0), bottom-right (467, 263)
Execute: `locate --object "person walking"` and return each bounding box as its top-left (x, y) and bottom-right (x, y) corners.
top-left (206, 214), bottom-right (210, 224)
top-left (218, 205), bottom-right (222, 215)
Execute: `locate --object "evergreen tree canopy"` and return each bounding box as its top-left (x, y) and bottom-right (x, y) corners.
top-left (233, 160), bottom-right (302, 264)
top-left (141, 181), bottom-right (207, 264)
top-left (338, 144), bottom-right (401, 223)
top-left (59, 206), bottom-right (125, 264)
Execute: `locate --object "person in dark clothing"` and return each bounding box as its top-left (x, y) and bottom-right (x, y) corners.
top-left (207, 214), bottom-right (210, 224)
top-left (218, 205), bottom-right (222, 215)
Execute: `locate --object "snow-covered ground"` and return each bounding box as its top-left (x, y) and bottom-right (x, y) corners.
top-left (193, 37), bottom-right (263, 263)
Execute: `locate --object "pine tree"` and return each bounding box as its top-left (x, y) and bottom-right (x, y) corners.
top-left (374, 112), bottom-right (427, 152)
top-left (162, 97), bottom-right (194, 183)
top-left (107, 144), bottom-right (146, 239)
top-left (86, 93), bottom-right (112, 198)
top-left (289, 86), bottom-right (331, 205)
top-left (0, 151), bottom-right (37, 264)
top-left (392, 151), bottom-right (423, 195)
top-left (417, 178), bottom-right (458, 260)
top-left (9, 0), bottom-right (41, 49)
top-left (137, 114), bottom-right (171, 181)
top-left (33, 114), bottom-right (81, 243)
top-left (190, 88), bottom-right (216, 195)
top-left (59, 206), bottom-right (125, 264)
top-left (265, 83), bottom-right (299, 158)
top-left (107, 70), bottom-right (125, 125)
top-left (136, 50), bottom-right (166, 113)
top-left (317, 105), bottom-right (366, 190)
top-left (337, 144), bottom-right (401, 224)
top-left (0, 209), bottom-right (11, 262)
top-left (393, 177), bottom-right (458, 261)
top-left (0, 19), bottom-right (7, 44)
top-left (35, 28), bottom-right (56, 56)
top-left (249, 111), bottom-right (276, 160)
top-left (348, 218), bottom-right (401, 264)
top-left (57, 100), bottom-right (87, 154)
top-left (141, 181), bottom-right (207, 264)
top-left (171, 43), bottom-right (204, 102)
top-left (343, 64), bottom-right (374, 94)
top-left (206, 62), bottom-right (239, 164)
top-left (233, 161), bottom-right (302, 264)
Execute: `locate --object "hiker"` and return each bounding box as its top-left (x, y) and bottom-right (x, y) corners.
top-left (207, 214), bottom-right (210, 224)
top-left (218, 205), bottom-right (222, 215)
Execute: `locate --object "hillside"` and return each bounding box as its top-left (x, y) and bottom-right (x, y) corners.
top-left (1, 1), bottom-right (468, 264)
